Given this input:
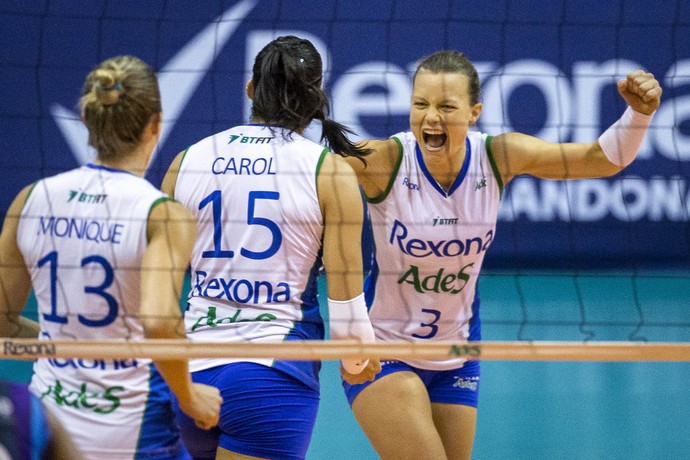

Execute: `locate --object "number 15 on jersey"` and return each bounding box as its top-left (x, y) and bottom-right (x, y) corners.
top-left (199, 190), bottom-right (282, 261)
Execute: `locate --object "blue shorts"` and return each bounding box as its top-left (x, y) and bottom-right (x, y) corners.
top-left (173, 363), bottom-right (320, 460)
top-left (343, 360), bottom-right (480, 407)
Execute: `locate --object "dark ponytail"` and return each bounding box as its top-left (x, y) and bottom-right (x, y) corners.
top-left (319, 116), bottom-right (370, 162)
top-left (251, 36), bottom-right (370, 162)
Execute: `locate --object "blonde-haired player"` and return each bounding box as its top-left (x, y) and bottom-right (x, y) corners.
top-left (0, 55), bottom-right (221, 460)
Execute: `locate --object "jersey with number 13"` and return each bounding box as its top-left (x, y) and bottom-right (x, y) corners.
top-left (17, 164), bottom-right (180, 459)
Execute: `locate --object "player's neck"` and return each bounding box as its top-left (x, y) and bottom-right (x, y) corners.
top-left (424, 150), bottom-right (466, 191)
top-left (94, 145), bottom-right (151, 177)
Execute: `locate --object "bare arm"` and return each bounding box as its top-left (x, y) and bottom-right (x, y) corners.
top-left (12, 316), bottom-right (41, 338)
top-left (345, 138), bottom-right (400, 200)
top-left (0, 185), bottom-right (36, 338)
top-left (318, 154), bottom-right (381, 383)
top-left (318, 154), bottom-right (365, 300)
top-left (490, 133), bottom-right (620, 183)
top-left (141, 200), bottom-right (221, 430)
top-left (491, 70), bottom-right (662, 185)
top-left (160, 150), bottom-right (186, 198)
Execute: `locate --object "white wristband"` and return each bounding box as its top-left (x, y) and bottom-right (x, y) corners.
top-left (598, 106), bottom-right (653, 167)
top-left (328, 293), bottom-right (375, 374)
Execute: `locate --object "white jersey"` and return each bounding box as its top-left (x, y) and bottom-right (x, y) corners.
top-left (17, 164), bottom-right (183, 460)
top-left (365, 131), bottom-right (502, 370)
top-left (174, 124), bottom-right (327, 389)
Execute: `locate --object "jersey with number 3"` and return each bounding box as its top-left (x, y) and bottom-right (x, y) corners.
top-left (174, 125), bottom-right (327, 390)
top-left (17, 164), bottom-right (185, 460)
top-left (365, 130), bottom-right (502, 370)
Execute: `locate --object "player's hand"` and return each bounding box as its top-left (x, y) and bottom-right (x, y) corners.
top-left (340, 357), bottom-right (382, 385)
top-left (617, 70), bottom-right (662, 116)
top-left (179, 383), bottom-right (222, 430)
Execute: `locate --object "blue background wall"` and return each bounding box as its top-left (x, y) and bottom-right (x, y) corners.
top-left (1, 1), bottom-right (689, 458)
top-left (1, 0), bottom-right (689, 269)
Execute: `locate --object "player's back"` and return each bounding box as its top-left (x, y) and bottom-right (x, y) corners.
top-left (175, 125), bottom-right (327, 360)
top-left (16, 165), bottom-right (188, 460)
top-left (17, 164), bottom-right (166, 342)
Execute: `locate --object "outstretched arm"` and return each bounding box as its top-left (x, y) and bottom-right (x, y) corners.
top-left (490, 70), bottom-right (662, 185)
top-left (142, 200), bottom-right (221, 430)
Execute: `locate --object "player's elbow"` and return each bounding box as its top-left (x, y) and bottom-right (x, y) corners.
top-left (142, 316), bottom-right (184, 340)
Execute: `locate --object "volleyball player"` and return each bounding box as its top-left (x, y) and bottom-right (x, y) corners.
top-left (342, 51), bottom-right (662, 459)
top-left (0, 55), bottom-right (222, 459)
top-left (162, 35), bottom-right (380, 460)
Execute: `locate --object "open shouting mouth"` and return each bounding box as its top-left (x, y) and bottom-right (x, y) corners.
top-left (423, 131), bottom-right (447, 152)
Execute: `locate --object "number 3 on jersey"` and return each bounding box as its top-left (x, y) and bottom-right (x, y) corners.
top-left (412, 308), bottom-right (441, 339)
top-left (199, 190), bottom-right (282, 260)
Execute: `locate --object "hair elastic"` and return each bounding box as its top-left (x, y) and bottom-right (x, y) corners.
top-left (98, 82), bottom-right (123, 91)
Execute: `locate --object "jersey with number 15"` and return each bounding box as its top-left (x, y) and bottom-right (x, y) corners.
top-left (174, 125), bottom-right (328, 389)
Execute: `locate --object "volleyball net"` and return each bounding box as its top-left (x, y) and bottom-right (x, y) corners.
top-left (1, 0), bottom-right (689, 365)
top-left (3, 339), bottom-right (690, 362)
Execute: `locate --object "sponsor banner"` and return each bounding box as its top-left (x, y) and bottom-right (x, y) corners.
top-left (1, 0), bottom-right (687, 268)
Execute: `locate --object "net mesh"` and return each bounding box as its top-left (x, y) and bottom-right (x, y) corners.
top-left (1, 0), bottom-right (689, 360)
